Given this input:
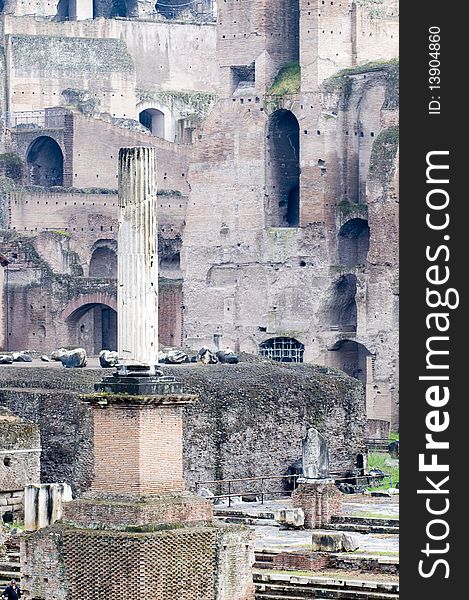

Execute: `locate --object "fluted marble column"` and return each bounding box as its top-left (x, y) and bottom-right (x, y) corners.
top-left (117, 147), bottom-right (158, 371)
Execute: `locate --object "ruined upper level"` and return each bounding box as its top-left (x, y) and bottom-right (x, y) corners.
top-left (1, 1), bottom-right (216, 23)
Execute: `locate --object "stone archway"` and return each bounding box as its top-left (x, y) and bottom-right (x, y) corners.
top-left (62, 294), bottom-right (117, 355)
top-left (26, 136), bottom-right (64, 187)
top-left (328, 339), bottom-right (371, 385)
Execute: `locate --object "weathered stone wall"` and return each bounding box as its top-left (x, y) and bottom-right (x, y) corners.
top-left (4, 34), bottom-right (137, 116)
top-left (217, 0), bottom-right (300, 94)
top-left (182, 64), bottom-right (399, 425)
top-left (2, 14), bottom-right (219, 99)
top-left (0, 406), bottom-right (41, 517)
top-left (0, 363), bottom-right (366, 494)
top-left (300, 0), bottom-right (399, 91)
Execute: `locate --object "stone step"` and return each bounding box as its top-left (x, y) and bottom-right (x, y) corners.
top-left (255, 590), bottom-right (398, 600)
top-left (0, 570), bottom-right (21, 580)
top-left (331, 516), bottom-right (399, 528)
top-left (255, 583), bottom-right (399, 600)
top-left (0, 561), bottom-right (21, 571)
top-left (216, 515), bottom-right (277, 527)
top-left (254, 574), bottom-right (398, 595)
top-left (324, 523), bottom-right (399, 535)
top-left (215, 509), bottom-right (275, 519)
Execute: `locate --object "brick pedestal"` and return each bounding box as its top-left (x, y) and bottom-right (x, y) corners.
top-left (292, 479), bottom-right (343, 529)
top-left (21, 390), bottom-right (255, 600)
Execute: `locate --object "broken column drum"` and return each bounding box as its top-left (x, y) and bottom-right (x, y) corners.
top-left (117, 146), bottom-right (159, 372)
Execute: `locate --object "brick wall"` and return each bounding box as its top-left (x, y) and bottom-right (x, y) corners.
top-left (255, 549), bottom-right (330, 572)
top-left (21, 523), bottom-right (255, 600)
top-left (91, 404), bottom-right (186, 495)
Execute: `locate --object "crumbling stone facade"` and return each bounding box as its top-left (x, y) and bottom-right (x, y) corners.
top-left (0, 363), bottom-right (366, 495)
top-left (0, 2), bottom-right (399, 426)
top-left (0, 406), bottom-right (41, 519)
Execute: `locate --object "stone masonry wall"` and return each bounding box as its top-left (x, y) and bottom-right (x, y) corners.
top-left (0, 406), bottom-right (41, 518)
top-left (0, 364), bottom-right (366, 495)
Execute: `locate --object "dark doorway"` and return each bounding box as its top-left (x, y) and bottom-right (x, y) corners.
top-left (338, 218), bottom-right (370, 267)
top-left (327, 274), bottom-right (357, 332)
top-left (67, 303), bottom-right (117, 355)
top-left (139, 108), bottom-right (165, 138)
top-left (27, 136), bottom-right (64, 187)
top-left (328, 339), bottom-right (371, 385)
top-left (89, 246), bottom-right (117, 278)
top-left (267, 110), bottom-right (300, 227)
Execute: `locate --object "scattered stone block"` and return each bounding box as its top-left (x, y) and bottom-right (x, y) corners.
top-left (166, 349), bottom-right (189, 364)
top-left (60, 348), bottom-right (87, 368)
top-left (99, 350), bottom-right (118, 368)
top-left (311, 530), bottom-right (359, 552)
top-left (0, 355), bottom-right (13, 364)
top-left (197, 346), bottom-right (218, 364)
top-left (216, 348), bottom-right (239, 364)
top-left (24, 483), bottom-right (73, 531)
top-left (274, 508), bottom-right (305, 529)
top-left (51, 348), bottom-right (68, 361)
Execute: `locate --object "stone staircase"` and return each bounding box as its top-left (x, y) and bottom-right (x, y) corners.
top-left (0, 544), bottom-right (20, 589)
top-left (254, 572), bottom-right (399, 599)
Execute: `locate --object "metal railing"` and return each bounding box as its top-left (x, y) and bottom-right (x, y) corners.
top-left (195, 474), bottom-right (300, 507)
top-left (3, 109), bottom-right (68, 130)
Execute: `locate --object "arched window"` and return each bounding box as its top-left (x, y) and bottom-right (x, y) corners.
top-left (338, 218), bottom-right (370, 267)
top-left (259, 337), bottom-right (304, 363)
top-left (328, 339), bottom-right (371, 385)
top-left (27, 137), bottom-right (64, 187)
top-left (89, 246), bottom-right (117, 278)
top-left (0, 1), bottom-right (5, 13)
top-left (267, 110), bottom-right (300, 227)
top-left (139, 108), bottom-right (165, 138)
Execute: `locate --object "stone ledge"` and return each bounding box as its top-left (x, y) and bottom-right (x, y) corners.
top-left (62, 491), bottom-right (213, 530)
top-left (80, 392), bottom-right (198, 407)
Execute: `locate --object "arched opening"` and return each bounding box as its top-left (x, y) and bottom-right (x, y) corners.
top-left (267, 110), bottom-right (300, 227)
top-left (338, 218), bottom-right (370, 267)
top-left (139, 108), bottom-right (165, 138)
top-left (111, 0), bottom-right (137, 17)
top-left (67, 303), bottom-right (117, 355)
top-left (328, 339), bottom-right (371, 385)
top-left (327, 274), bottom-right (357, 332)
top-left (156, 0), bottom-right (198, 19)
top-left (89, 247), bottom-right (117, 278)
top-left (259, 337), bottom-right (304, 363)
top-left (0, 1), bottom-right (5, 13)
top-left (27, 136), bottom-right (64, 187)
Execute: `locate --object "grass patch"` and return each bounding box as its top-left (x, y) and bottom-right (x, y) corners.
top-left (389, 432), bottom-right (399, 441)
top-left (268, 62), bottom-right (301, 96)
top-left (351, 512), bottom-right (398, 520)
top-left (368, 452), bottom-right (399, 489)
